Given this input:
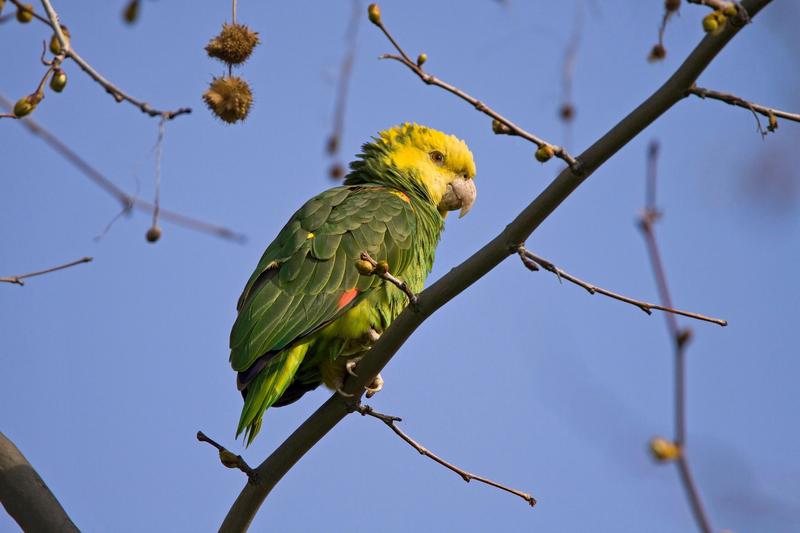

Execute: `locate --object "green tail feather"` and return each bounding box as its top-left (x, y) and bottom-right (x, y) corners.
top-left (237, 343), bottom-right (309, 445)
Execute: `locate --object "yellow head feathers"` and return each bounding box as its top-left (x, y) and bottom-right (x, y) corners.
top-left (375, 123), bottom-right (476, 204)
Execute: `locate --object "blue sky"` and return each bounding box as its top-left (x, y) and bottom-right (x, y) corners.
top-left (2, 1), bottom-right (799, 532)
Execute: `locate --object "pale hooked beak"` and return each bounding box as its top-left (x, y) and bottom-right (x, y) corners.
top-left (438, 176), bottom-right (477, 218)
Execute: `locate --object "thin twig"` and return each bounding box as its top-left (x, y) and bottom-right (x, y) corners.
top-left (689, 85), bottom-right (800, 136)
top-left (197, 431), bottom-right (257, 483)
top-left (355, 403), bottom-right (536, 507)
top-left (326, 0), bottom-right (362, 179)
top-left (150, 118), bottom-right (166, 235)
top-left (0, 95), bottom-right (246, 243)
top-left (34, 0), bottom-right (190, 119)
top-left (516, 246), bottom-right (727, 327)
top-left (359, 251), bottom-right (418, 308)
top-left (0, 257), bottom-right (92, 286)
top-left (638, 140), bottom-right (713, 533)
top-left (370, 12), bottom-right (580, 171)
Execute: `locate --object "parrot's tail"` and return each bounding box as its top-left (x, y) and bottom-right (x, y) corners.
top-left (236, 343), bottom-right (309, 445)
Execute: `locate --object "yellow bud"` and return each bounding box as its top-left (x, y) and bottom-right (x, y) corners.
top-left (219, 450), bottom-right (240, 469)
top-left (49, 26), bottom-right (70, 55)
top-left (702, 13), bottom-right (718, 32)
top-left (767, 112), bottom-right (778, 133)
top-left (50, 69), bottom-right (67, 93)
top-left (375, 260), bottom-right (389, 276)
top-left (649, 437), bottom-right (680, 462)
top-left (416, 53), bottom-right (427, 67)
top-left (16, 3), bottom-right (33, 23)
top-left (123, 0), bottom-right (139, 24)
top-left (367, 3), bottom-right (381, 25)
top-left (13, 92), bottom-right (42, 118)
top-left (145, 226), bottom-right (162, 243)
top-left (355, 259), bottom-right (375, 276)
top-left (535, 145), bottom-right (554, 163)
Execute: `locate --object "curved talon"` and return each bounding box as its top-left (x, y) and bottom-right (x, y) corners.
top-left (365, 373), bottom-right (384, 399)
top-left (346, 360), bottom-right (359, 378)
top-left (336, 387), bottom-right (354, 398)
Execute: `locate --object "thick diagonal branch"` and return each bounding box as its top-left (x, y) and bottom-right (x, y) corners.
top-left (0, 432), bottom-right (79, 532)
top-left (355, 403), bottom-right (536, 507)
top-left (220, 2), bottom-right (770, 531)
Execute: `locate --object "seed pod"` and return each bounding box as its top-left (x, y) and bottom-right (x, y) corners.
top-left (535, 144), bottom-right (554, 163)
top-left (203, 76), bottom-right (254, 124)
top-left (123, 0), bottom-right (139, 24)
top-left (648, 44), bottom-right (666, 62)
top-left (49, 26), bottom-right (70, 55)
top-left (145, 226), bottom-right (162, 243)
top-left (355, 259), bottom-right (375, 276)
top-left (367, 3), bottom-right (381, 25)
top-left (13, 92), bottom-right (42, 117)
top-left (50, 69), bottom-right (67, 93)
top-left (205, 23), bottom-right (260, 66)
top-left (16, 3), bottom-right (33, 23)
top-left (664, 0), bottom-right (681, 13)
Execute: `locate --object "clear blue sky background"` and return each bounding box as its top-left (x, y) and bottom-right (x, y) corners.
top-left (2, 1), bottom-right (799, 532)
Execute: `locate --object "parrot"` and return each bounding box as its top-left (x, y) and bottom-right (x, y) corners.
top-left (230, 123), bottom-right (477, 444)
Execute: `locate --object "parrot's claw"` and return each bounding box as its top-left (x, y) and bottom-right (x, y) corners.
top-left (367, 328), bottom-right (381, 343)
top-left (345, 359), bottom-right (359, 378)
top-left (365, 373), bottom-right (384, 398)
top-left (336, 386), bottom-right (354, 398)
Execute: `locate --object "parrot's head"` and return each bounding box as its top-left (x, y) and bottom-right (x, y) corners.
top-left (348, 123), bottom-right (477, 217)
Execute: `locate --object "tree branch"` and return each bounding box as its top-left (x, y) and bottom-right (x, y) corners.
top-left (359, 251), bottom-right (418, 308)
top-left (33, 0), bottom-right (190, 119)
top-left (516, 246), bottom-right (727, 326)
top-left (355, 403), bottom-right (536, 507)
top-left (0, 95), bottom-right (246, 243)
top-left (639, 141), bottom-right (712, 533)
top-left (0, 432), bottom-right (79, 532)
top-left (0, 256), bottom-right (92, 286)
top-left (196, 431), bottom-right (257, 483)
top-left (689, 85), bottom-right (800, 135)
top-left (220, 2), bottom-right (770, 530)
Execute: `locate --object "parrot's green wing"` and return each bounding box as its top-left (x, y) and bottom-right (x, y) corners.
top-left (230, 185), bottom-right (417, 442)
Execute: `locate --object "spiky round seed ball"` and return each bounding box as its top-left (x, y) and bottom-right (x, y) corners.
top-left (648, 437), bottom-right (680, 462)
top-left (702, 13), bottom-right (718, 32)
top-left (205, 23), bottom-right (260, 65)
top-left (355, 259), bottom-right (375, 275)
top-left (13, 92), bottom-right (42, 117)
top-left (535, 145), bottom-right (554, 163)
top-left (49, 26), bottom-right (70, 55)
top-left (123, 0), bottom-right (139, 24)
top-left (50, 69), bottom-right (67, 93)
top-left (16, 3), bottom-right (33, 23)
top-left (145, 226), bottom-right (162, 242)
top-left (664, 0), bottom-right (681, 12)
top-left (203, 76), bottom-right (253, 124)
top-left (648, 44), bottom-right (666, 62)
top-left (367, 3), bottom-right (381, 25)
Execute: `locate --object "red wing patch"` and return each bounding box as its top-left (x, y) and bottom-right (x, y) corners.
top-left (337, 288), bottom-right (359, 310)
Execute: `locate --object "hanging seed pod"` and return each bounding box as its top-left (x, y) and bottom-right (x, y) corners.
top-left (16, 3), bottom-right (33, 23)
top-left (50, 69), bottom-right (67, 92)
top-left (122, 0), bottom-right (139, 24)
top-left (205, 23), bottom-right (260, 66)
top-left (203, 76), bottom-right (253, 124)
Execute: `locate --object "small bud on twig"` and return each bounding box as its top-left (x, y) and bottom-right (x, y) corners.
top-left (49, 26), bottom-right (70, 55)
top-left (14, 92), bottom-right (42, 118)
top-left (122, 0), bottom-right (139, 24)
top-left (535, 144), bottom-right (554, 163)
top-left (49, 69), bottom-right (67, 93)
top-left (16, 3), bottom-right (33, 23)
top-left (416, 53), bottom-right (427, 67)
top-left (367, 3), bottom-right (381, 25)
top-left (649, 437), bottom-right (681, 462)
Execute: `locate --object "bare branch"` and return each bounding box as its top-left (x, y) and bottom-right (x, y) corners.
top-left (689, 85), bottom-right (800, 135)
top-left (220, 2), bottom-right (770, 530)
top-left (359, 251), bottom-right (418, 308)
top-left (0, 432), bottom-right (79, 532)
top-left (0, 95), bottom-right (246, 243)
top-left (355, 403), bottom-right (536, 507)
top-left (197, 431), bottom-right (257, 483)
top-left (638, 140), bottom-right (713, 533)
top-left (34, 0), bottom-right (190, 119)
top-left (1, 256), bottom-right (92, 286)
top-left (516, 246), bottom-right (727, 326)
top-left (370, 11), bottom-right (579, 170)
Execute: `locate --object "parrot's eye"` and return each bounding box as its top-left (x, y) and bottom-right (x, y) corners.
top-left (429, 150), bottom-right (445, 166)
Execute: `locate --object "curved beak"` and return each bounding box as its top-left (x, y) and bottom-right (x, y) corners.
top-left (438, 176), bottom-right (477, 218)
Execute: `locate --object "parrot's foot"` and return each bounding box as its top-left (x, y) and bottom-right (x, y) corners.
top-left (365, 373), bottom-right (384, 398)
top-left (336, 387), bottom-right (354, 398)
top-left (346, 359), bottom-right (359, 378)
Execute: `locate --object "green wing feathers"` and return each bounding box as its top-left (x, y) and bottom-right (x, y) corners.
top-left (230, 186), bottom-right (422, 443)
